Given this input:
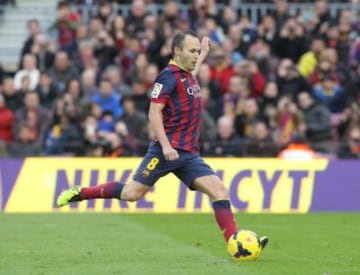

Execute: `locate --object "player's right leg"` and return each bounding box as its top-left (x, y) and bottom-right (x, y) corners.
top-left (56, 180), bottom-right (151, 207)
top-left (57, 141), bottom-right (171, 207)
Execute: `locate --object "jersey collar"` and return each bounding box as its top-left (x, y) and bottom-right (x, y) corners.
top-left (169, 59), bottom-right (190, 72)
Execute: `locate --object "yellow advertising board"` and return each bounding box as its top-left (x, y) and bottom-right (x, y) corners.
top-left (3, 158), bottom-right (329, 213)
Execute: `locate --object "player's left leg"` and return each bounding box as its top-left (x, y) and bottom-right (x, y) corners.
top-left (191, 175), bottom-right (237, 242)
top-left (173, 154), bottom-right (238, 242)
top-left (192, 175), bottom-right (269, 249)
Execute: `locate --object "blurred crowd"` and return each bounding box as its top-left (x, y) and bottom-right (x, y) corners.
top-left (0, 0), bottom-right (359, 159)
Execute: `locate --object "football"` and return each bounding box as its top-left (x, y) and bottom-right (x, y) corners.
top-left (227, 230), bottom-right (262, 262)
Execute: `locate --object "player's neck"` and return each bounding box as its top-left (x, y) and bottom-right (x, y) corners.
top-left (169, 59), bottom-right (189, 72)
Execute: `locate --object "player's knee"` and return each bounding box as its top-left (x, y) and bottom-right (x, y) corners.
top-left (121, 190), bottom-right (143, 202)
top-left (121, 188), bottom-right (144, 202)
top-left (211, 186), bottom-right (229, 201)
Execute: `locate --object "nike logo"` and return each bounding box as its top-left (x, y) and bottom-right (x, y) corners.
top-left (181, 78), bottom-right (186, 82)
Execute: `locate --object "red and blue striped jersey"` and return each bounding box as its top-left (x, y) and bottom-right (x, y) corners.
top-left (150, 61), bottom-right (202, 153)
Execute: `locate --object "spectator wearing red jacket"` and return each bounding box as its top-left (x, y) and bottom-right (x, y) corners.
top-left (233, 59), bottom-right (266, 98)
top-left (0, 93), bottom-right (14, 143)
top-left (209, 46), bottom-right (234, 94)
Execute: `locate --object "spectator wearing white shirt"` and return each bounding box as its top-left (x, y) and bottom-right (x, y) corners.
top-left (14, 54), bottom-right (40, 90)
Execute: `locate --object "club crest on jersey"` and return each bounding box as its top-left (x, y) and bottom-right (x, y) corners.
top-left (186, 84), bottom-right (201, 98)
top-left (151, 82), bottom-right (163, 98)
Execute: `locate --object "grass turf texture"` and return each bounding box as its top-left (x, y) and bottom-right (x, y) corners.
top-left (0, 213), bottom-right (358, 275)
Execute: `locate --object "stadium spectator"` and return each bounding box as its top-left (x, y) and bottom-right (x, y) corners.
top-left (48, 51), bottom-right (79, 93)
top-left (234, 97), bottom-right (264, 138)
top-left (276, 58), bottom-right (310, 100)
top-left (308, 57), bottom-right (340, 86)
top-left (120, 95), bottom-right (148, 140)
top-left (50, 0), bottom-right (80, 48)
top-left (227, 24), bottom-right (249, 57)
top-left (43, 96), bottom-right (84, 156)
top-left (188, 0), bottom-right (216, 31)
top-left (275, 17), bottom-right (307, 63)
top-left (88, 17), bottom-right (104, 41)
top-left (64, 78), bottom-right (92, 121)
top-left (312, 0), bottom-right (333, 35)
top-left (257, 15), bottom-right (278, 55)
top-left (130, 77), bottom-right (150, 113)
top-left (312, 75), bottom-right (346, 114)
top-left (337, 123), bottom-right (360, 159)
top-left (7, 122), bottom-right (43, 157)
top-left (92, 79), bottom-right (123, 120)
top-left (14, 54), bottom-right (40, 90)
top-left (8, 92), bottom-right (48, 157)
top-left (143, 64), bottom-right (159, 92)
top-left (297, 91), bottom-right (333, 153)
top-left (2, 77), bottom-right (23, 112)
top-left (104, 65), bottom-right (132, 96)
top-left (334, 9), bottom-right (357, 62)
top-left (81, 69), bottom-right (99, 99)
top-left (0, 93), bottom-right (14, 144)
top-left (20, 19), bottom-right (42, 64)
top-left (243, 121), bottom-right (279, 157)
top-left (125, 0), bottom-right (149, 36)
top-left (97, 110), bottom-right (115, 133)
top-left (325, 48), bottom-right (352, 87)
top-left (96, 0), bottom-right (116, 31)
top-left (204, 115), bottom-right (242, 157)
top-left (208, 46), bottom-right (234, 94)
top-left (337, 102), bottom-right (360, 139)
top-left (160, 0), bottom-right (180, 29)
top-left (143, 15), bottom-right (167, 67)
top-left (344, 63), bottom-right (360, 103)
top-left (72, 39), bottom-right (95, 72)
top-left (348, 37), bottom-right (360, 68)
top-left (247, 37), bottom-right (272, 78)
top-left (258, 81), bottom-right (279, 125)
top-left (15, 75), bottom-right (32, 97)
top-left (298, 36), bottom-right (326, 78)
top-left (197, 63), bottom-right (222, 118)
top-left (272, 96), bottom-right (305, 145)
top-left (63, 23), bottom-right (89, 63)
top-left (271, 0), bottom-right (290, 29)
top-left (223, 75), bottom-right (248, 119)
top-left (199, 86), bottom-right (218, 143)
top-left (35, 71), bottom-right (59, 110)
top-left (232, 59), bottom-right (266, 98)
top-left (217, 4), bottom-right (237, 34)
top-left (93, 30), bottom-right (118, 71)
top-left (31, 33), bottom-right (56, 72)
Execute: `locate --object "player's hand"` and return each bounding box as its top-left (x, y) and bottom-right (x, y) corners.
top-left (200, 36), bottom-right (211, 56)
top-left (162, 145), bottom-right (179, 161)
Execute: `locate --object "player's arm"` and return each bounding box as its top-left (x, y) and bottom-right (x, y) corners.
top-left (191, 36), bottom-right (211, 77)
top-left (148, 102), bottom-right (179, 161)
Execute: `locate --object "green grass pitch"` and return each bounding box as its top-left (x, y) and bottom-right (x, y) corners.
top-left (0, 213), bottom-right (359, 275)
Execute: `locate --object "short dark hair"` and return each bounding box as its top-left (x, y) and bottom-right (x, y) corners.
top-left (171, 30), bottom-right (198, 56)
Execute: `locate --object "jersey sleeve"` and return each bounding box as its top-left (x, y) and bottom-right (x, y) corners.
top-left (150, 69), bottom-right (177, 104)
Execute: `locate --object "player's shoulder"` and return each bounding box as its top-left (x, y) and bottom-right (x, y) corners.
top-left (154, 65), bottom-right (179, 86)
top-left (158, 65), bottom-right (177, 79)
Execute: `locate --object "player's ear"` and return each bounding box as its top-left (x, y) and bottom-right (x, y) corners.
top-left (174, 45), bottom-right (182, 55)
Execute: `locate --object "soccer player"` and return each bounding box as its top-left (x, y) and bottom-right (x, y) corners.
top-left (57, 31), bottom-right (268, 250)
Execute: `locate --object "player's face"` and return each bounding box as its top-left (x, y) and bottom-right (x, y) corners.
top-left (178, 35), bottom-right (201, 71)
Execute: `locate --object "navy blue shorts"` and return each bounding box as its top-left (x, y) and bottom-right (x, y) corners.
top-left (133, 142), bottom-right (216, 189)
